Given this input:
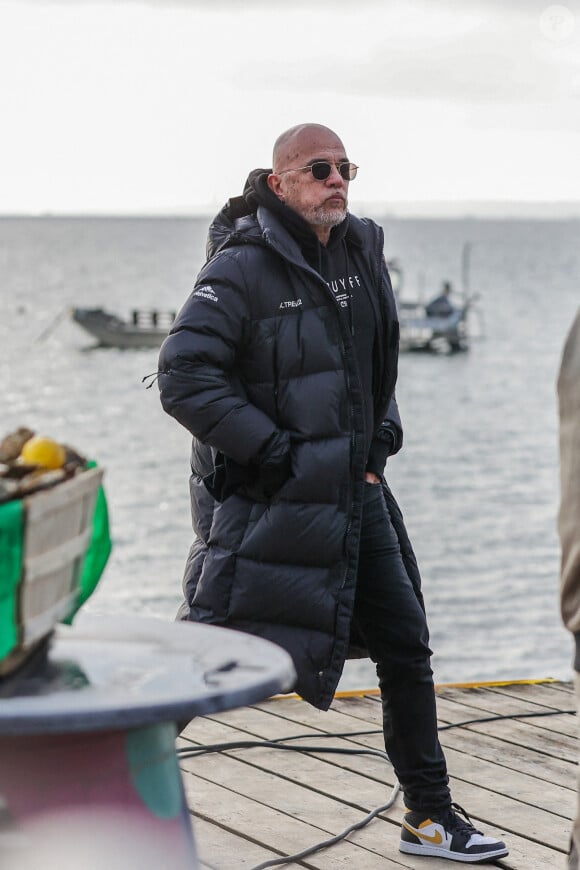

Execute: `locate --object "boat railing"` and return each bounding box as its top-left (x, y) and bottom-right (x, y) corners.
top-left (130, 310), bottom-right (176, 328)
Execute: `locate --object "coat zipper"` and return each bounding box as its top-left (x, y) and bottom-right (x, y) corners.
top-left (263, 228), bottom-right (367, 579)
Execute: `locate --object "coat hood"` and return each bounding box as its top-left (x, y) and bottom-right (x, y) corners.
top-left (205, 168), bottom-right (270, 260)
top-left (206, 167), bottom-right (353, 262)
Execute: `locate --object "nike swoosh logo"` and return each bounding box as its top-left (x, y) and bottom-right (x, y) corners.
top-left (403, 821), bottom-right (443, 845)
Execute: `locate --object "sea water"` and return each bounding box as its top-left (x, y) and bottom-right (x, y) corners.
top-left (1, 215), bottom-right (578, 688)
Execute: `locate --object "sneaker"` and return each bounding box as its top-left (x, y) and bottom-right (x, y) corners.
top-left (400, 802), bottom-right (509, 863)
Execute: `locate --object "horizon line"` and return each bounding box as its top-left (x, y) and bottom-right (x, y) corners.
top-left (1, 199), bottom-right (580, 220)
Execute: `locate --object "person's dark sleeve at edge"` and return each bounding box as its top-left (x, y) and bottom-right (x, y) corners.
top-left (366, 395), bottom-right (403, 478)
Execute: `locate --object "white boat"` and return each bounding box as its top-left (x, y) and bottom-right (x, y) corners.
top-left (72, 307), bottom-right (175, 349)
top-left (397, 289), bottom-right (470, 353)
top-left (388, 244), bottom-right (480, 353)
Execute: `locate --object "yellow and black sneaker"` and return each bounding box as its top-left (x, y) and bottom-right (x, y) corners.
top-left (400, 802), bottom-right (508, 863)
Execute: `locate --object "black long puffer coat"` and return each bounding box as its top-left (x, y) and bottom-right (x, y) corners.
top-left (158, 201), bottom-right (422, 710)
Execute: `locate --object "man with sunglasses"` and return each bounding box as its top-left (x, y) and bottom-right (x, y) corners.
top-left (158, 123), bottom-right (508, 864)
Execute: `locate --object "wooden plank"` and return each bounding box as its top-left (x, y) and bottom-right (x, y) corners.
top-left (266, 693), bottom-right (569, 790)
top-left (260, 692), bottom-right (578, 807)
top-left (24, 527), bottom-right (92, 580)
top-left (179, 717), bottom-right (398, 816)
top-left (182, 685), bottom-right (576, 868)
top-left (193, 817), bottom-right (285, 869)
top-left (183, 723), bottom-right (517, 869)
top-left (182, 749), bottom-right (394, 847)
top-left (183, 706), bottom-right (397, 788)
top-left (434, 686), bottom-right (575, 736)
top-left (182, 772), bottom-right (413, 869)
top-left (185, 704), bottom-right (575, 821)
top-left (434, 695), bottom-right (578, 762)
top-left (488, 682), bottom-right (577, 715)
top-left (493, 681), bottom-right (575, 701)
top-left (184, 716), bottom-right (564, 828)
top-left (24, 467), bottom-right (101, 551)
top-left (180, 706), bottom-right (564, 869)
top-left (184, 765), bottom-right (524, 869)
top-left (439, 719), bottom-right (575, 788)
top-left (436, 684), bottom-right (578, 738)
top-left (489, 834), bottom-right (567, 870)
top-left (440, 743), bottom-right (574, 817)
top-left (255, 696), bottom-right (382, 738)
top-left (260, 691), bottom-right (575, 790)
top-left (195, 701), bottom-right (390, 772)
top-left (339, 687), bottom-right (558, 719)
top-left (257, 693), bottom-right (573, 842)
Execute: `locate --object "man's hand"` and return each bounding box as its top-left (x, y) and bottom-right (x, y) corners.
top-left (365, 472), bottom-right (381, 484)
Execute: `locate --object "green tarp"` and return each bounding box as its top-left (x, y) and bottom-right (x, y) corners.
top-left (0, 498), bottom-right (24, 661)
top-left (69, 472), bottom-right (112, 619)
top-left (0, 465), bottom-right (112, 662)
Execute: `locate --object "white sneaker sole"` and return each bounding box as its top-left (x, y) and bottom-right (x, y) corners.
top-left (400, 840), bottom-right (509, 863)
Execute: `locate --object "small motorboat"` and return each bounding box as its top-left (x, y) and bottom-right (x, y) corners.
top-left (388, 244), bottom-right (481, 353)
top-left (397, 300), bottom-right (469, 353)
top-left (71, 307), bottom-right (175, 349)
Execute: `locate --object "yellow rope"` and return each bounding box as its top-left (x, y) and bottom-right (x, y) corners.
top-left (434, 677), bottom-right (562, 690)
top-left (271, 677), bottom-right (566, 703)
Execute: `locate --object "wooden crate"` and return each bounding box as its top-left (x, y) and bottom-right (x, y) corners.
top-left (0, 467), bottom-right (103, 676)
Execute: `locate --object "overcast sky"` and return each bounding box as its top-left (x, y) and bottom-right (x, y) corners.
top-left (1, 0), bottom-right (579, 214)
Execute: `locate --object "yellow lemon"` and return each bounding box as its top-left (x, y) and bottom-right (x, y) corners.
top-left (20, 436), bottom-right (66, 470)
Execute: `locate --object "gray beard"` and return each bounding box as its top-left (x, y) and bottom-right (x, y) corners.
top-left (308, 205), bottom-right (347, 227)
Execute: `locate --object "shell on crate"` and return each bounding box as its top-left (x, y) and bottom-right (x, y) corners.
top-left (0, 427), bottom-right (35, 464)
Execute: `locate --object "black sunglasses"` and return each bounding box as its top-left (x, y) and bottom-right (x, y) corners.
top-left (278, 161), bottom-right (358, 181)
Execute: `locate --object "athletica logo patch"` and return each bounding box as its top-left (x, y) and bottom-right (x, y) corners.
top-left (193, 285), bottom-right (219, 302)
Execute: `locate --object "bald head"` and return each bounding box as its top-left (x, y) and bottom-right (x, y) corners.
top-left (268, 123), bottom-right (351, 245)
top-left (272, 124), bottom-right (345, 173)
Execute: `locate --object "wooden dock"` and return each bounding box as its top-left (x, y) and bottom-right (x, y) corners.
top-left (178, 680), bottom-right (577, 869)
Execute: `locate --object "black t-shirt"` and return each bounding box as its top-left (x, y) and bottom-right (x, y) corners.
top-left (317, 239), bottom-right (376, 463)
top-left (247, 172), bottom-right (377, 462)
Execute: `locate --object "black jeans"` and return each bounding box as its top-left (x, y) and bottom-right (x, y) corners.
top-left (352, 481), bottom-right (451, 812)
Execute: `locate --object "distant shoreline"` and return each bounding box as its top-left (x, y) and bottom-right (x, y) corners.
top-left (1, 202), bottom-right (580, 221)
